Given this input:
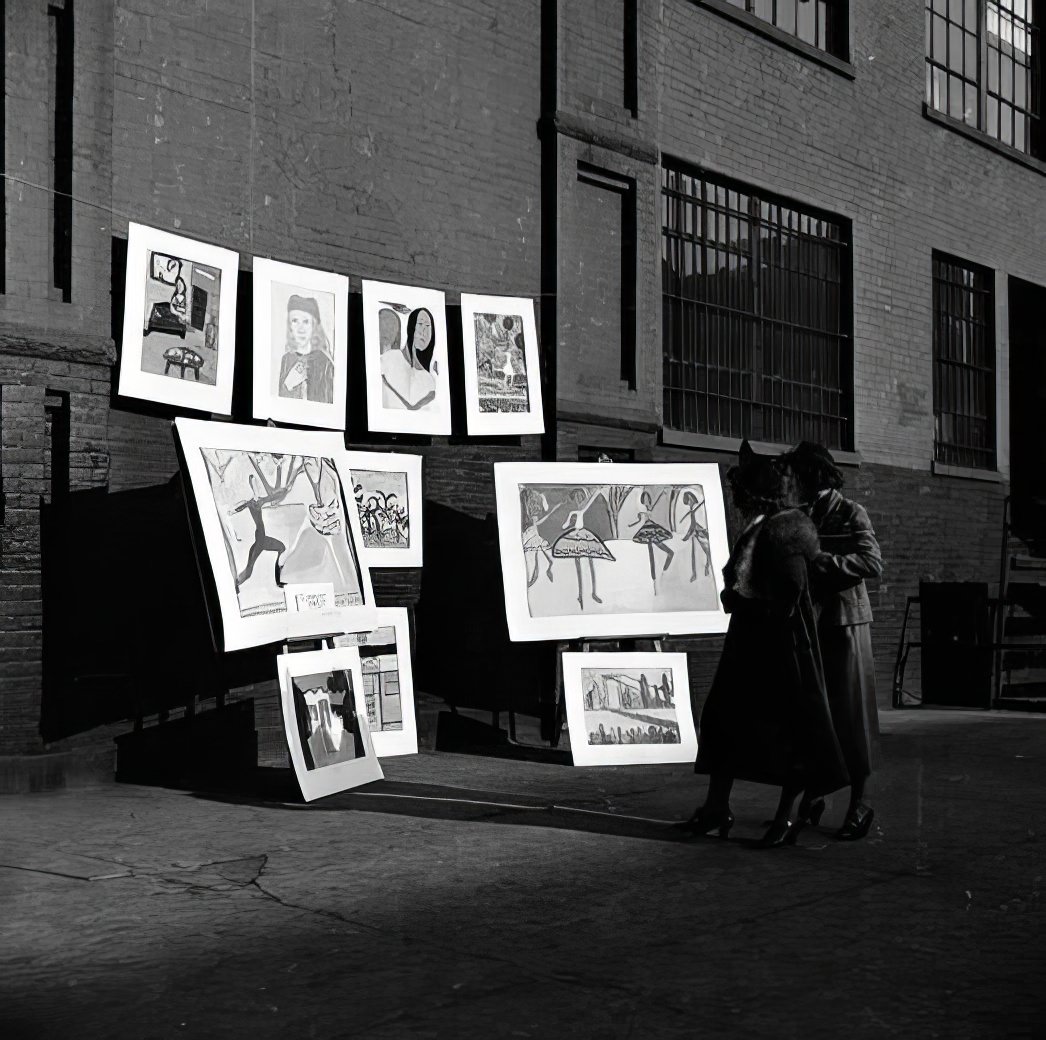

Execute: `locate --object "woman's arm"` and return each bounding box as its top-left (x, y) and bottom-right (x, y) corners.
top-left (810, 503), bottom-right (883, 591)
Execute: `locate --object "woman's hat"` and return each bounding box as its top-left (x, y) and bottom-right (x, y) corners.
top-left (287, 295), bottom-right (321, 323)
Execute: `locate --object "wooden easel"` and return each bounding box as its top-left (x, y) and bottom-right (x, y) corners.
top-left (547, 634), bottom-right (668, 749)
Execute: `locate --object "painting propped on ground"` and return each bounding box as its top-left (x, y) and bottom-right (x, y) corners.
top-left (343, 450), bottom-right (424, 568)
top-left (494, 463), bottom-right (730, 641)
top-left (333, 607), bottom-right (418, 757)
top-left (175, 419), bottom-right (377, 650)
top-left (460, 293), bottom-right (544, 435)
top-left (279, 646), bottom-right (383, 801)
top-left (361, 279), bottom-right (451, 435)
top-left (562, 652), bottom-right (698, 766)
top-left (252, 258), bottom-right (349, 430)
top-left (119, 223), bottom-right (239, 414)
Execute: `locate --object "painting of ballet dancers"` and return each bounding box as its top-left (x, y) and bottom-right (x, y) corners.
top-left (175, 419), bottom-right (377, 651)
top-left (342, 450), bottom-right (423, 567)
top-left (460, 293), bottom-right (544, 435)
top-left (333, 607), bottom-right (418, 756)
top-left (279, 646), bottom-right (383, 801)
top-left (119, 222), bottom-right (239, 414)
top-left (252, 258), bottom-right (349, 431)
top-left (361, 279), bottom-right (451, 435)
top-left (494, 462), bottom-right (730, 641)
top-left (562, 652), bottom-right (698, 766)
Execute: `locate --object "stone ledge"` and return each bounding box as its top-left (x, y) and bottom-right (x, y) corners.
top-left (0, 747), bottom-right (115, 794)
top-left (0, 326), bottom-right (117, 366)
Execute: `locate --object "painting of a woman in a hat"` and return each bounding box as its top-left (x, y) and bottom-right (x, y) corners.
top-left (278, 294), bottom-right (336, 404)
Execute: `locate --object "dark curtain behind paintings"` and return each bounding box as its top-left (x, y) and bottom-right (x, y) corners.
top-left (415, 501), bottom-right (553, 719)
top-left (40, 477), bottom-right (225, 741)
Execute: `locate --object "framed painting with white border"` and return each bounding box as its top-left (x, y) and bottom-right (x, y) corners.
top-left (251, 258), bottom-right (350, 430)
top-left (460, 293), bottom-right (544, 435)
top-left (361, 279), bottom-right (451, 434)
top-left (562, 652), bottom-right (697, 766)
top-left (119, 222), bottom-right (239, 414)
top-left (175, 418), bottom-right (377, 651)
top-left (342, 450), bottom-right (424, 568)
top-left (494, 462), bottom-right (730, 641)
top-left (278, 646), bottom-right (384, 801)
top-left (333, 607), bottom-right (418, 757)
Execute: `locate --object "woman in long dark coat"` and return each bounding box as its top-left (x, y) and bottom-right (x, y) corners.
top-left (679, 442), bottom-right (849, 848)
top-left (786, 442), bottom-right (883, 841)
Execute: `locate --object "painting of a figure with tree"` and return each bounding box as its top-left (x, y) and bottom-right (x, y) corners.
top-left (176, 420), bottom-right (376, 650)
top-left (495, 462), bottom-right (730, 641)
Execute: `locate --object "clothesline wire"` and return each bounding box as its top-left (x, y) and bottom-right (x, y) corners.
top-left (0, 170), bottom-right (556, 297)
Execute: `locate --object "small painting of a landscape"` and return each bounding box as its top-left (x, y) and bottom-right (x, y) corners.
top-left (141, 250), bottom-right (222, 384)
top-left (473, 312), bottom-right (530, 414)
top-left (352, 469), bottom-right (409, 550)
top-left (291, 668), bottom-right (365, 771)
top-left (581, 667), bottom-right (681, 746)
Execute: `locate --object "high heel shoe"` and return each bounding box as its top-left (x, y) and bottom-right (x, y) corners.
top-left (755, 819), bottom-right (794, 848)
top-left (796, 795), bottom-right (826, 828)
top-left (672, 807), bottom-right (734, 839)
top-left (837, 803), bottom-right (874, 841)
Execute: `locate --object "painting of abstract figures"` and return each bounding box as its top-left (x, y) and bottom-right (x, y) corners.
top-left (563, 652), bottom-right (698, 766)
top-left (460, 293), bottom-right (544, 435)
top-left (361, 279), bottom-right (451, 435)
top-left (333, 607), bottom-right (418, 756)
top-left (494, 463), bottom-right (730, 641)
top-left (279, 647), bottom-right (383, 801)
top-left (343, 450), bottom-right (423, 567)
top-left (119, 223), bottom-right (239, 414)
top-left (175, 419), bottom-right (376, 650)
top-left (252, 258), bottom-right (349, 431)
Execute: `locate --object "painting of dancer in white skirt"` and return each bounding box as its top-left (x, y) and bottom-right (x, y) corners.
top-left (494, 463), bottom-right (731, 641)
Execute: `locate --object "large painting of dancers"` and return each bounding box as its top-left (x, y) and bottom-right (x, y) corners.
top-left (175, 419), bottom-right (377, 651)
top-left (278, 646), bottom-right (383, 801)
top-left (562, 652), bottom-right (698, 766)
top-left (494, 462), bottom-right (730, 641)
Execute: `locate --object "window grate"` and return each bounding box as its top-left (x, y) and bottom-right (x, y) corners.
top-left (661, 163), bottom-right (852, 450)
top-left (721, 0), bottom-right (846, 57)
top-left (926, 0), bottom-right (1043, 157)
top-left (932, 253), bottom-right (996, 469)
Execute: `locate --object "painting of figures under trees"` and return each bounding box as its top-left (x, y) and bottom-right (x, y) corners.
top-left (562, 652), bottom-right (697, 766)
top-left (175, 420), bottom-right (376, 650)
top-left (494, 463), bottom-right (730, 641)
top-left (353, 470), bottom-right (409, 550)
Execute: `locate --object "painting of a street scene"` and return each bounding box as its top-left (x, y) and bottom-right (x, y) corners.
top-left (473, 312), bottom-right (530, 413)
top-left (518, 482), bottom-right (717, 618)
top-left (580, 667), bottom-right (681, 746)
top-left (291, 668), bottom-right (365, 770)
top-left (352, 469), bottom-right (409, 550)
top-left (562, 651), bottom-right (697, 766)
top-left (140, 250), bottom-right (222, 385)
top-left (199, 448), bottom-right (365, 619)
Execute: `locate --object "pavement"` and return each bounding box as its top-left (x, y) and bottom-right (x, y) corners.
top-left (2, 708), bottom-right (1045, 1039)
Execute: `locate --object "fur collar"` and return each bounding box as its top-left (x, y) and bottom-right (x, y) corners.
top-left (758, 507), bottom-right (819, 560)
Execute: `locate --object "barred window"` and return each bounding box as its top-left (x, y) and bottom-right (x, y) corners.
top-left (926, 0), bottom-right (1043, 157)
top-left (661, 163), bottom-right (852, 450)
top-left (932, 253), bottom-right (996, 469)
top-left (721, 0), bottom-right (848, 57)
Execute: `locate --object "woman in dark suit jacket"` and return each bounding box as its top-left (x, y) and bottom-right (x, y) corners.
top-left (679, 442), bottom-right (850, 848)
top-left (787, 441), bottom-right (883, 841)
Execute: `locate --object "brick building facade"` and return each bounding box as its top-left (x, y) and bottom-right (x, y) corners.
top-left (2, 1), bottom-right (1043, 778)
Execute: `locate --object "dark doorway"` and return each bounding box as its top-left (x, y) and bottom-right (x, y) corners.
top-left (191, 286), bottom-right (208, 330)
top-left (1008, 277), bottom-right (1046, 548)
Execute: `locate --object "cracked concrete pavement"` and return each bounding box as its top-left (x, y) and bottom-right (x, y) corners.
top-left (2, 709), bottom-right (1045, 1039)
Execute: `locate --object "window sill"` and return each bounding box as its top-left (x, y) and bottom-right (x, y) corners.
top-left (662, 427), bottom-right (862, 467)
top-left (931, 460), bottom-right (1005, 483)
top-left (922, 104), bottom-right (1046, 178)
top-left (694, 0), bottom-right (855, 79)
